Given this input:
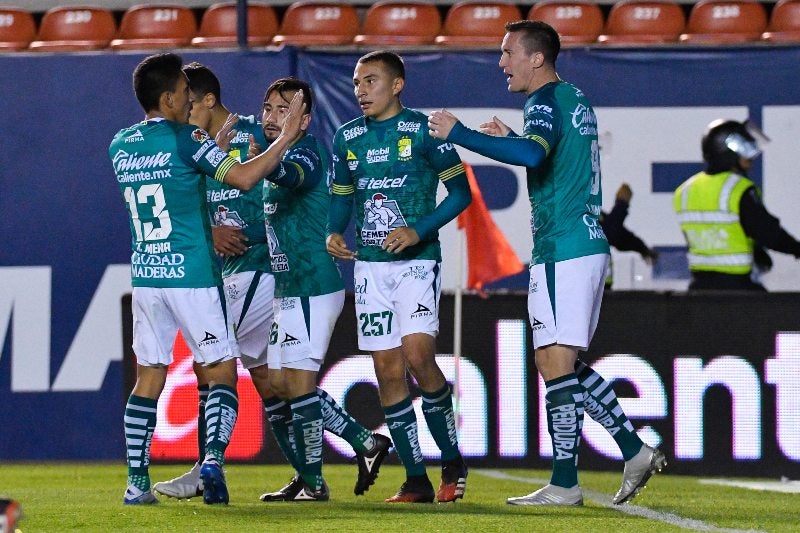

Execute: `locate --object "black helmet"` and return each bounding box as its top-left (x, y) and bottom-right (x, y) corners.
top-left (702, 119), bottom-right (764, 174)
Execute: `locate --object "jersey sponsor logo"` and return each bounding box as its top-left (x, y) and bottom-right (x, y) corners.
top-left (411, 303), bottom-right (433, 318)
top-left (130, 251), bottom-right (186, 280)
top-left (525, 118), bottom-right (553, 131)
top-left (529, 104), bottom-right (553, 115)
top-left (397, 121), bottom-right (421, 133)
top-left (112, 149), bottom-right (171, 172)
top-left (571, 103), bottom-right (598, 136)
top-left (191, 129), bottom-right (211, 143)
top-left (231, 130), bottom-right (251, 144)
top-left (361, 193), bottom-right (407, 246)
top-left (354, 277), bottom-right (368, 305)
top-left (213, 205), bottom-right (245, 228)
top-left (207, 188), bottom-right (241, 203)
top-left (366, 147), bottom-right (390, 164)
top-left (267, 226), bottom-right (289, 272)
top-left (530, 315), bottom-right (545, 331)
top-left (282, 332), bottom-right (300, 346)
top-left (343, 125), bottom-right (367, 141)
top-left (288, 152), bottom-right (315, 171)
top-left (205, 147), bottom-right (227, 167)
top-left (125, 130), bottom-right (144, 143)
top-left (397, 137), bottom-right (412, 161)
top-left (198, 331), bottom-right (220, 348)
top-left (365, 175), bottom-right (407, 189)
top-left (435, 143), bottom-right (455, 154)
top-left (582, 213), bottom-right (607, 240)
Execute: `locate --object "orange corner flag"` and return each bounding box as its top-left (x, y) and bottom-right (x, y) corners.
top-left (457, 163), bottom-right (526, 293)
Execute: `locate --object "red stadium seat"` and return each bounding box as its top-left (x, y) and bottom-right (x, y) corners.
top-left (680, 0), bottom-right (767, 44)
top-left (354, 1), bottom-right (442, 46)
top-left (110, 4), bottom-right (197, 50)
top-left (598, 1), bottom-right (686, 44)
top-left (192, 2), bottom-right (278, 48)
top-left (762, 0), bottom-right (800, 42)
top-left (272, 2), bottom-right (360, 46)
top-left (435, 2), bottom-right (522, 47)
top-left (527, 1), bottom-right (604, 45)
top-left (29, 7), bottom-right (116, 52)
top-left (0, 8), bottom-right (36, 51)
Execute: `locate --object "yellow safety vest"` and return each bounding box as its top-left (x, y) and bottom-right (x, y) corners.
top-left (673, 171), bottom-right (755, 275)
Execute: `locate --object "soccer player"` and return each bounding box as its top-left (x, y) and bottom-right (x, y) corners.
top-left (428, 21), bottom-right (666, 506)
top-left (327, 51), bottom-right (472, 503)
top-left (112, 53), bottom-right (303, 505)
top-left (153, 65), bottom-right (392, 502)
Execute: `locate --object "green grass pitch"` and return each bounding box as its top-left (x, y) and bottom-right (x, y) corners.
top-left (0, 463), bottom-right (797, 532)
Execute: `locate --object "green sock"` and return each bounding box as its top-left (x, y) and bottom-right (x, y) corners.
top-left (545, 375), bottom-right (584, 489)
top-left (197, 384), bottom-right (210, 462)
top-left (575, 361), bottom-right (644, 461)
top-left (204, 384), bottom-right (238, 465)
top-left (290, 392), bottom-right (325, 490)
top-left (263, 396), bottom-right (302, 472)
top-left (124, 394), bottom-right (157, 490)
top-left (384, 396), bottom-right (426, 477)
top-left (317, 387), bottom-right (374, 453)
top-left (421, 383), bottom-right (459, 461)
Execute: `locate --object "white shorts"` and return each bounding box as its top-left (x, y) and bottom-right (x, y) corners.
top-left (132, 286), bottom-right (239, 367)
top-left (527, 254), bottom-right (609, 351)
top-left (267, 290), bottom-right (345, 372)
top-left (354, 260), bottom-right (440, 352)
top-left (224, 270), bottom-right (274, 370)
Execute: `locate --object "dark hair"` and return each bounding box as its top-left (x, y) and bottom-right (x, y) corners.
top-left (504, 20), bottom-right (561, 66)
top-left (132, 53), bottom-right (184, 112)
top-left (183, 62), bottom-right (221, 102)
top-left (264, 77), bottom-right (313, 113)
top-left (357, 50), bottom-right (405, 81)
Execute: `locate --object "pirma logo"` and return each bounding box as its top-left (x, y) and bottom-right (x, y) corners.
top-left (198, 331), bottom-right (219, 347)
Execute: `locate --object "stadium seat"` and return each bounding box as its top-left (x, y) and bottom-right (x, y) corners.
top-left (762, 0), bottom-right (800, 42)
top-left (679, 0), bottom-right (767, 44)
top-left (527, 1), bottom-right (604, 45)
top-left (192, 2), bottom-right (278, 47)
top-left (598, 1), bottom-right (686, 44)
top-left (354, 1), bottom-right (442, 46)
top-left (435, 1), bottom-right (522, 47)
top-left (0, 8), bottom-right (36, 51)
top-left (29, 7), bottom-right (116, 52)
top-left (110, 4), bottom-right (198, 50)
top-left (272, 2), bottom-right (360, 46)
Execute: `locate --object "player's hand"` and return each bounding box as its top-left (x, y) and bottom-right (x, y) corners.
top-left (428, 109), bottom-right (459, 140)
top-left (383, 227), bottom-right (420, 254)
top-left (281, 90), bottom-right (308, 142)
top-left (326, 232), bottom-right (357, 260)
top-left (642, 248), bottom-right (659, 266)
top-left (247, 134), bottom-right (262, 159)
top-left (212, 225), bottom-right (248, 257)
top-left (215, 113), bottom-right (239, 153)
top-left (479, 115), bottom-right (511, 137)
top-left (616, 183), bottom-right (633, 204)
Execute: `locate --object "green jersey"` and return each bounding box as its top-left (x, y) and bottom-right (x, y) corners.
top-left (523, 81), bottom-right (609, 264)
top-left (331, 107), bottom-right (465, 262)
top-left (264, 134), bottom-right (344, 298)
top-left (110, 118), bottom-right (237, 288)
top-left (205, 114), bottom-right (270, 277)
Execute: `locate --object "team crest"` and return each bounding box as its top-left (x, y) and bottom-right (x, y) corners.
top-left (361, 193), bottom-right (406, 247)
top-left (213, 205), bottom-right (245, 228)
top-left (191, 128), bottom-right (210, 143)
top-left (397, 137), bottom-right (412, 161)
top-left (347, 149), bottom-right (359, 171)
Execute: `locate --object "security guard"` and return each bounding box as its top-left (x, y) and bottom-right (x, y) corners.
top-left (674, 119), bottom-right (800, 290)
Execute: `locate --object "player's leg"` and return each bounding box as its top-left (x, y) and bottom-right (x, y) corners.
top-left (355, 261), bottom-right (433, 503)
top-left (395, 260), bottom-right (467, 503)
top-left (124, 287), bottom-right (176, 505)
top-left (171, 286), bottom-right (240, 505)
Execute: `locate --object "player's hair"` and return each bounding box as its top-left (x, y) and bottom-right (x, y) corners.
top-left (357, 50), bottom-right (406, 81)
top-left (132, 53), bottom-right (184, 113)
top-left (183, 62), bottom-right (222, 103)
top-left (505, 20), bottom-right (560, 66)
top-left (264, 77), bottom-right (313, 113)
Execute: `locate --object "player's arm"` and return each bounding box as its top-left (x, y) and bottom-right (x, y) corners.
top-left (262, 146), bottom-right (323, 191)
top-left (327, 135), bottom-right (356, 259)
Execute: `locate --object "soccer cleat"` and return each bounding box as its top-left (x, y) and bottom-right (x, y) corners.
top-left (123, 485), bottom-right (159, 505)
top-left (153, 462), bottom-right (203, 499)
top-left (260, 475), bottom-right (303, 502)
top-left (613, 444), bottom-right (667, 505)
top-left (354, 433), bottom-right (393, 495)
top-left (384, 476), bottom-right (435, 503)
top-left (506, 484), bottom-right (583, 506)
top-left (200, 458), bottom-right (229, 505)
top-left (291, 480), bottom-right (330, 502)
top-left (437, 455), bottom-right (468, 503)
